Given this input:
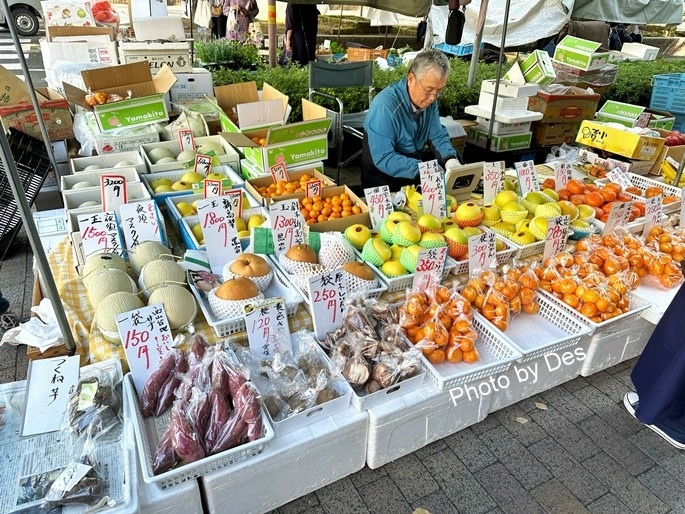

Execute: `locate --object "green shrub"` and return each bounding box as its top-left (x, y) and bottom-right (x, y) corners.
top-left (604, 58), bottom-right (685, 106)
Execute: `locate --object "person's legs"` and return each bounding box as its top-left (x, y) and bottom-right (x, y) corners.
top-left (624, 392), bottom-right (685, 449)
top-left (291, 31), bottom-right (308, 66)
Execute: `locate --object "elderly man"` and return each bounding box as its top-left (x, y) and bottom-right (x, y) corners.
top-left (361, 49), bottom-right (460, 190)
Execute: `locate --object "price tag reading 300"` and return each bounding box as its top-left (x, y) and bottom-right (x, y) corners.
top-left (468, 231), bottom-right (496, 275)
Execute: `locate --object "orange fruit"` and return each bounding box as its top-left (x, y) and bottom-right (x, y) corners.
top-left (462, 350), bottom-right (479, 363)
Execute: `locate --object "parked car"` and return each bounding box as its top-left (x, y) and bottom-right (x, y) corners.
top-left (0, 0), bottom-right (42, 36)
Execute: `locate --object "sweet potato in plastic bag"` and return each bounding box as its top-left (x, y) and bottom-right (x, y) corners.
top-left (155, 352), bottom-right (189, 417)
top-left (140, 349), bottom-right (179, 417)
top-left (170, 405), bottom-right (205, 464)
top-left (247, 416), bottom-right (264, 442)
top-left (189, 333), bottom-right (208, 368)
top-left (233, 382), bottom-right (261, 424)
top-left (207, 409), bottom-right (248, 455)
top-left (153, 425), bottom-right (178, 475)
top-left (186, 387), bottom-right (210, 448)
top-left (205, 389), bottom-right (231, 453)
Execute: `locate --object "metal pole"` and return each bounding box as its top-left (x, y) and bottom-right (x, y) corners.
top-left (485, 0), bottom-right (511, 152)
top-left (0, 131), bottom-right (77, 355)
top-left (0, 0), bottom-right (60, 181)
top-left (467, 0), bottom-right (489, 88)
top-left (268, 0), bottom-right (276, 66)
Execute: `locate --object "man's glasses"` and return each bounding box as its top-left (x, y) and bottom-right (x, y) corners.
top-left (417, 79), bottom-right (444, 98)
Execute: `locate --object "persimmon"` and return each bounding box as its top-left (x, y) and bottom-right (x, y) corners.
top-left (599, 188), bottom-right (617, 203)
top-left (645, 186), bottom-right (664, 198)
top-left (585, 191), bottom-right (605, 207)
top-left (566, 179), bottom-right (586, 195)
top-left (557, 188), bottom-right (571, 201)
top-left (617, 193), bottom-right (633, 202)
top-left (604, 182), bottom-right (622, 195)
top-left (570, 194), bottom-right (587, 206)
top-left (542, 178), bottom-right (556, 189)
top-left (626, 186), bottom-right (643, 195)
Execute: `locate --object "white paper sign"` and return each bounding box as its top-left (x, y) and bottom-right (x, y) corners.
top-left (21, 355), bottom-right (80, 436)
top-left (196, 197), bottom-right (242, 274)
top-left (412, 246), bottom-right (448, 293)
top-left (203, 179), bottom-right (221, 198)
top-left (483, 161), bottom-right (505, 205)
top-left (78, 210), bottom-right (124, 259)
top-left (222, 188), bottom-right (244, 217)
top-left (643, 194), bottom-right (662, 236)
top-left (244, 297), bottom-right (293, 360)
top-left (193, 153), bottom-right (212, 175)
top-left (607, 158), bottom-right (630, 173)
top-left (515, 160), bottom-right (540, 195)
top-left (178, 129), bottom-right (195, 151)
top-left (543, 215), bottom-right (570, 261)
top-left (305, 179), bottom-right (322, 198)
top-left (554, 162), bottom-right (572, 190)
top-left (307, 269), bottom-right (348, 340)
top-left (100, 174), bottom-right (127, 212)
top-left (603, 201), bottom-right (633, 235)
top-left (468, 231), bottom-right (497, 274)
top-left (119, 200), bottom-right (165, 250)
top-left (117, 304), bottom-right (174, 395)
top-left (419, 159), bottom-right (447, 218)
top-left (607, 169), bottom-right (633, 189)
top-left (269, 199), bottom-right (306, 255)
top-left (269, 162), bottom-right (289, 183)
top-left (364, 185), bottom-right (394, 230)
top-left (681, 187), bottom-right (685, 222)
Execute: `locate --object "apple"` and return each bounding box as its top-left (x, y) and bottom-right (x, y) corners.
top-left (151, 177), bottom-right (173, 190)
top-left (238, 230), bottom-right (250, 238)
top-left (180, 171), bottom-right (204, 184)
top-left (441, 218), bottom-right (457, 231)
top-left (454, 202), bottom-right (483, 228)
top-left (494, 190), bottom-right (519, 209)
top-left (524, 191), bottom-right (548, 206)
top-left (417, 213), bottom-right (443, 233)
top-left (557, 200), bottom-right (579, 221)
top-left (176, 201), bottom-right (195, 217)
top-left (171, 181), bottom-right (192, 191)
top-left (154, 185), bottom-right (174, 193)
top-left (399, 245), bottom-right (422, 273)
top-left (495, 238), bottom-right (506, 251)
top-left (570, 219), bottom-right (590, 229)
top-left (500, 201), bottom-right (528, 224)
top-left (577, 204), bottom-right (596, 220)
top-left (361, 238), bottom-right (393, 266)
top-left (345, 224), bottom-right (372, 249)
top-left (503, 177), bottom-right (518, 191)
top-left (206, 172), bottom-right (228, 181)
top-left (191, 224), bottom-right (204, 242)
top-left (390, 244), bottom-right (404, 260)
top-left (510, 230), bottom-right (537, 245)
top-left (386, 211), bottom-right (412, 223)
top-left (247, 214), bottom-right (266, 229)
top-left (391, 221), bottom-right (422, 246)
top-left (445, 194), bottom-right (458, 213)
top-left (419, 231), bottom-right (447, 249)
top-left (380, 219), bottom-right (401, 243)
top-left (516, 219), bottom-right (532, 232)
top-left (481, 204), bottom-right (501, 223)
top-left (463, 226), bottom-right (483, 237)
top-left (529, 216), bottom-right (549, 241)
top-left (381, 259), bottom-right (409, 277)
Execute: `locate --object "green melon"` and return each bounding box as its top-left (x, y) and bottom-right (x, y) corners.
top-left (139, 259), bottom-right (186, 295)
top-left (148, 285), bottom-right (197, 330)
top-left (95, 291), bottom-right (145, 342)
top-left (82, 252), bottom-right (128, 283)
top-left (86, 268), bottom-right (137, 309)
top-left (129, 241), bottom-right (171, 277)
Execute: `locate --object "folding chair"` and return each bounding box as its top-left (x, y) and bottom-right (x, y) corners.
top-left (308, 60), bottom-right (374, 183)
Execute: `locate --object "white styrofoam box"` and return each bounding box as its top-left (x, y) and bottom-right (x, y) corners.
top-left (140, 166), bottom-right (244, 205)
top-left (169, 68), bottom-right (214, 104)
top-left (179, 204), bottom-right (269, 251)
top-left (62, 181), bottom-right (151, 211)
top-left (119, 41), bottom-right (192, 73)
top-left (476, 117), bottom-right (532, 135)
top-left (464, 104), bottom-right (544, 124)
top-left (366, 384), bottom-right (489, 469)
top-left (634, 283), bottom-right (681, 325)
top-left (50, 139), bottom-right (69, 163)
top-left (478, 92), bottom-right (530, 115)
top-left (141, 135), bottom-right (241, 173)
top-left (33, 208), bottom-right (68, 253)
top-left (351, 370), bottom-right (425, 412)
top-left (621, 42), bottom-right (659, 61)
top-left (40, 38), bottom-right (118, 70)
top-left (200, 407), bottom-right (367, 514)
top-left (480, 79), bottom-right (539, 98)
top-left (71, 151), bottom-right (147, 175)
top-left (61, 167), bottom-right (140, 191)
top-left (66, 205), bottom-right (100, 233)
top-left (164, 188), bottom-right (255, 233)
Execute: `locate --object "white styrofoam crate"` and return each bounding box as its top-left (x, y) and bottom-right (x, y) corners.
top-left (351, 370), bottom-right (425, 412)
top-left (140, 165), bottom-right (244, 204)
top-left (476, 117), bottom-right (532, 135)
top-left (62, 181), bottom-right (151, 211)
top-left (141, 135), bottom-right (240, 173)
top-left (633, 282), bottom-right (681, 325)
top-left (61, 167), bottom-right (140, 191)
top-left (165, 187), bottom-right (257, 233)
top-left (478, 92), bottom-right (530, 115)
top-left (596, 172), bottom-right (682, 214)
top-left (71, 151), bottom-right (147, 175)
top-left (480, 79), bottom-right (539, 98)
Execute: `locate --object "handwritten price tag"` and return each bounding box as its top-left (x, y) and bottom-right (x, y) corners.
top-left (544, 215), bottom-right (570, 261)
top-left (119, 200), bottom-right (164, 250)
top-left (603, 201), bottom-right (633, 235)
top-left (364, 185), bottom-right (393, 230)
top-left (244, 297), bottom-right (292, 360)
top-left (117, 304), bottom-right (173, 395)
top-left (222, 188), bottom-right (243, 218)
top-left (203, 179), bottom-right (222, 198)
top-left (305, 179), bottom-right (322, 198)
top-left (307, 270), bottom-right (347, 339)
top-left (607, 169), bottom-right (633, 189)
top-left (554, 162), bottom-right (572, 190)
top-left (642, 194), bottom-right (662, 236)
top-left (468, 231), bottom-right (496, 275)
top-left (100, 174), bottom-right (127, 212)
top-left (419, 159), bottom-right (447, 218)
top-left (269, 199), bottom-right (306, 255)
top-left (607, 158), bottom-right (630, 173)
top-left (269, 162), bottom-right (289, 183)
top-left (196, 197), bottom-right (242, 274)
top-left (483, 161), bottom-right (505, 205)
top-left (78, 210), bottom-right (124, 259)
top-left (178, 129), bottom-right (195, 152)
top-left (193, 154), bottom-right (212, 176)
top-left (515, 160), bottom-right (540, 195)
top-left (412, 246), bottom-right (447, 293)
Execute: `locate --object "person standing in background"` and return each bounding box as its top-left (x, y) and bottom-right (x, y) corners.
top-left (223, 0), bottom-right (259, 42)
top-left (285, 3), bottom-right (319, 66)
top-left (211, 0), bottom-right (227, 39)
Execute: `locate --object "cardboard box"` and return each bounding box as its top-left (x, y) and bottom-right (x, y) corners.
top-left (650, 143), bottom-right (685, 176)
top-left (504, 51), bottom-right (556, 85)
top-left (63, 61), bottom-right (177, 133)
top-left (553, 36), bottom-right (610, 71)
top-left (476, 117), bottom-right (531, 135)
top-left (532, 122), bottom-right (581, 146)
top-left (215, 81), bottom-right (289, 132)
top-left (527, 86), bottom-right (600, 123)
top-left (480, 79), bottom-right (538, 98)
top-left (306, 185), bottom-right (371, 232)
top-left (467, 127), bottom-right (532, 152)
top-left (132, 17), bottom-right (186, 42)
top-left (244, 168), bottom-right (336, 207)
top-left (40, 34), bottom-right (117, 70)
top-left (595, 101), bottom-right (675, 130)
top-left (119, 42), bottom-right (192, 73)
top-left (576, 120), bottom-right (665, 161)
top-left (620, 42), bottom-right (659, 61)
top-left (240, 158), bottom-right (325, 180)
top-left (46, 25), bottom-right (116, 41)
top-left (169, 69), bottom-right (214, 104)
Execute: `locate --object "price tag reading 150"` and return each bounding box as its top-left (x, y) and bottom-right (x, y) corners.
top-left (308, 270), bottom-right (347, 339)
top-left (364, 185), bottom-right (393, 230)
top-left (543, 215), bottom-right (570, 261)
top-left (515, 160), bottom-right (540, 195)
top-left (643, 194), bottom-right (662, 236)
top-left (418, 159), bottom-right (447, 219)
top-left (100, 174), bottom-right (127, 212)
top-left (244, 297), bottom-right (293, 360)
top-left (468, 231), bottom-right (496, 275)
top-left (483, 161), bottom-right (505, 205)
top-left (196, 196), bottom-right (242, 274)
top-left (269, 199), bottom-right (306, 255)
top-left (412, 246), bottom-right (447, 293)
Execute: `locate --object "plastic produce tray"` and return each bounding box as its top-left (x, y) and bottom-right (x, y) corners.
top-left (142, 165), bottom-right (244, 205)
top-left (650, 73), bottom-right (685, 114)
top-left (595, 172), bottom-right (682, 214)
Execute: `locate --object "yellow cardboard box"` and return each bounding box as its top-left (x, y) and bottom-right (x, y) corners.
top-left (575, 121), bottom-right (665, 161)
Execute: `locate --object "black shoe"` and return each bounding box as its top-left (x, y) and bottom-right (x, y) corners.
top-left (624, 392), bottom-right (685, 450)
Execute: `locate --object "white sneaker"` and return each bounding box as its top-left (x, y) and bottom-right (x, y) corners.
top-left (623, 392), bottom-right (685, 450)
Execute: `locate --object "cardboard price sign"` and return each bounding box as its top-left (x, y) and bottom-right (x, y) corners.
top-left (554, 162), bottom-right (572, 190)
top-left (307, 270), bottom-right (348, 339)
top-left (117, 304), bottom-right (173, 396)
top-left (468, 231), bottom-right (496, 275)
top-left (418, 159), bottom-right (447, 218)
top-left (203, 179), bottom-right (222, 198)
top-left (193, 154), bottom-right (212, 175)
top-left (364, 185), bottom-right (393, 230)
top-left (196, 197), bottom-right (242, 274)
top-left (222, 188), bottom-right (244, 218)
top-left (100, 174), bottom-right (127, 212)
top-left (78, 210), bottom-right (124, 259)
top-left (269, 162), bottom-right (290, 183)
top-left (119, 200), bottom-right (165, 249)
top-left (412, 246), bottom-right (448, 293)
top-left (269, 199), bottom-right (306, 255)
top-left (515, 160), bottom-right (540, 195)
top-left (642, 194), bottom-right (662, 236)
top-left (178, 129), bottom-right (195, 152)
top-left (607, 169), bottom-right (633, 189)
top-left (483, 161), bottom-right (505, 205)
top-left (603, 201), bottom-right (633, 235)
top-left (305, 179), bottom-right (322, 198)
top-left (244, 297), bottom-right (292, 360)
top-left (543, 215), bottom-right (570, 261)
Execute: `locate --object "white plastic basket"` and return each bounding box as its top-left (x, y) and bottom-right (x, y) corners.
top-left (596, 172), bottom-right (682, 214)
top-left (124, 374), bottom-right (274, 489)
top-left (189, 266), bottom-right (304, 337)
top-left (419, 314), bottom-right (523, 391)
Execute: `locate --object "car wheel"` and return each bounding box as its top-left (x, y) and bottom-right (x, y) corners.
top-left (11, 7), bottom-right (39, 37)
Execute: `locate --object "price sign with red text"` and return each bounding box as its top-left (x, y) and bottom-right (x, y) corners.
top-left (117, 304), bottom-right (173, 395)
top-left (178, 129), bottom-right (195, 152)
top-left (244, 297), bottom-right (292, 360)
top-left (364, 185), bottom-right (393, 230)
top-left (119, 200), bottom-right (165, 250)
top-left (554, 162), bottom-right (572, 190)
top-left (222, 188), bottom-right (244, 217)
top-left (196, 197), bottom-right (242, 273)
top-left (78, 210), bottom-right (124, 259)
top-left (483, 161), bottom-right (505, 205)
top-left (468, 231), bottom-right (496, 275)
top-left (544, 215), bottom-right (570, 261)
top-left (412, 246), bottom-right (448, 293)
top-left (603, 200), bottom-right (633, 235)
top-left (307, 269), bottom-right (348, 339)
top-left (515, 160), bottom-right (540, 195)
top-left (193, 154), bottom-right (212, 175)
top-left (305, 179), bottom-right (322, 198)
top-left (607, 169), bottom-right (633, 189)
top-left (607, 158), bottom-right (629, 173)
top-left (269, 162), bottom-right (290, 183)
top-left (419, 159), bottom-right (447, 218)
top-left (100, 174), bottom-right (127, 212)
top-left (203, 179), bottom-right (222, 198)
top-left (269, 199), bottom-right (306, 255)
top-left (642, 194), bottom-right (662, 236)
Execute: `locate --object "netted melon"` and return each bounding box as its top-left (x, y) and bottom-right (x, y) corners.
top-left (128, 241), bottom-right (171, 277)
top-left (148, 285), bottom-right (197, 330)
top-left (82, 252), bottom-right (128, 283)
top-left (139, 259), bottom-right (186, 296)
top-left (95, 291), bottom-right (145, 342)
top-left (86, 268), bottom-right (137, 309)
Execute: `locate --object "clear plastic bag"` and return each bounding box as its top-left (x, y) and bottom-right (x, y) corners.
top-left (65, 365), bottom-right (121, 437)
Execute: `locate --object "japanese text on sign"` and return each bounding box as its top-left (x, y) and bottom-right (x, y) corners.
top-left (197, 197), bottom-right (242, 274)
top-left (607, 169), bottom-right (633, 189)
top-left (603, 201), bottom-right (633, 235)
top-left (364, 185), bottom-right (393, 230)
top-left (100, 175), bottom-right (127, 212)
top-left (269, 162), bottom-right (289, 183)
top-left (642, 194), bottom-right (662, 236)
top-left (178, 129), bottom-right (195, 152)
top-left (269, 199), bottom-right (305, 255)
top-left (308, 270), bottom-right (348, 339)
top-left (78, 210), bottom-right (124, 259)
top-left (469, 231), bottom-right (496, 275)
top-left (515, 160), bottom-right (539, 195)
top-left (544, 215), bottom-right (570, 261)
top-left (483, 161), bottom-right (505, 205)
top-left (193, 154), bottom-right (212, 176)
top-left (305, 179), bottom-right (322, 198)
top-left (581, 126), bottom-right (607, 144)
top-left (244, 298), bottom-right (292, 359)
top-left (413, 246), bottom-right (447, 293)
top-left (554, 162), bottom-right (572, 190)
top-left (419, 159), bottom-right (447, 218)
top-left (203, 179), bottom-right (222, 198)
top-left (222, 188), bottom-right (244, 218)
top-left (119, 201), bottom-right (164, 250)
top-left (117, 304), bottom-right (173, 395)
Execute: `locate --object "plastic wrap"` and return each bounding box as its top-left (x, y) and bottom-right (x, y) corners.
top-left (65, 365), bottom-right (121, 437)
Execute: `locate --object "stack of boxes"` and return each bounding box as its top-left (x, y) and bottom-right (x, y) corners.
top-left (551, 36), bottom-right (618, 95)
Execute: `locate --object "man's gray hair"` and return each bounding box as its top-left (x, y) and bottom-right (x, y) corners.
top-left (409, 49), bottom-right (450, 80)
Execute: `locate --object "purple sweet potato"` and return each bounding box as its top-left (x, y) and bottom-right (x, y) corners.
top-left (140, 350), bottom-right (178, 417)
top-left (152, 426), bottom-right (178, 475)
top-left (233, 382), bottom-right (261, 425)
top-left (247, 417), bottom-right (264, 442)
top-left (170, 406), bottom-right (205, 464)
top-left (188, 334), bottom-right (207, 368)
top-left (207, 409), bottom-right (247, 455)
top-left (211, 351), bottom-right (231, 392)
top-left (186, 387), bottom-right (210, 448)
top-left (205, 389), bottom-right (230, 453)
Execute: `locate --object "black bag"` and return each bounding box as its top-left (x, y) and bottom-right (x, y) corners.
top-left (445, 7), bottom-right (465, 45)
top-left (416, 18), bottom-right (427, 44)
